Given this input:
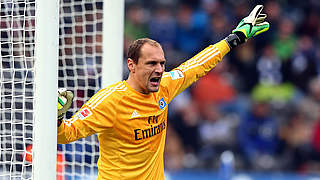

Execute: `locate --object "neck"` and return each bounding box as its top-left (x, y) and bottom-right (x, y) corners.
top-left (126, 74), bottom-right (135, 89)
top-left (126, 74), bottom-right (149, 94)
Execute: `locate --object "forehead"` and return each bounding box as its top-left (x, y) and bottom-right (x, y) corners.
top-left (139, 43), bottom-right (165, 61)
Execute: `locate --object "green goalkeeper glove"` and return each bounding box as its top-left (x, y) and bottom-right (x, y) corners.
top-left (57, 88), bottom-right (74, 126)
top-left (225, 5), bottom-right (270, 48)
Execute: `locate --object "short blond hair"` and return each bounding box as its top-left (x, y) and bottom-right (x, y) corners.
top-left (127, 38), bottom-right (161, 64)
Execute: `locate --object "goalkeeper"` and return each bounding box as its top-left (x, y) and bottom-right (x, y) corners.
top-left (57, 5), bottom-right (269, 180)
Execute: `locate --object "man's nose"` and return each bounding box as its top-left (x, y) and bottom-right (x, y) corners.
top-left (155, 64), bottom-right (164, 73)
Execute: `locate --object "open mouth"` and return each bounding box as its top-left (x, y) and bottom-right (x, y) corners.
top-left (150, 77), bottom-right (161, 86)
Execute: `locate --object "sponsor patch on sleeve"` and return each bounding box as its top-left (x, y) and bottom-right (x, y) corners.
top-left (77, 107), bottom-right (92, 120)
top-left (169, 70), bottom-right (184, 80)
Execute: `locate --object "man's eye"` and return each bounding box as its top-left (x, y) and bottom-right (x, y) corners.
top-left (148, 62), bottom-right (156, 65)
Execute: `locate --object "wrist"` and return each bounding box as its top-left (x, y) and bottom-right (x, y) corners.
top-left (57, 116), bottom-right (63, 127)
top-left (224, 32), bottom-right (246, 49)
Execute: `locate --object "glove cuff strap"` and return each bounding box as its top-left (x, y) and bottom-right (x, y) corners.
top-left (224, 32), bottom-right (246, 49)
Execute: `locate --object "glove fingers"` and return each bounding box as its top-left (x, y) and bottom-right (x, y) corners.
top-left (256, 21), bottom-right (270, 27)
top-left (65, 91), bottom-right (74, 101)
top-left (257, 14), bottom-right (267, 19)
top-left (245, 5), bottom-right (264, 24)
top-left (257, 14), bottom-right (267, 20)
top-left (59, 91), bottom-right (66, 97)
top-left (58, 90), bottom-right (74, 101)
top-left (256, 17), bottom-right (266, 24)
top-left (58, 88), bottom-right (67, 95)
top-left (57, 90), bottom-right (74, 117)
top-left (233, 4), bottom-right (269, 40)
top-left (63, 91), bottom-right (74, 110)
top-left (255, 14), bottom-right (267, 25)
top-left (253, 22), bottom-right (270, 36)
top-left (64, 97), bottom-right (73, 111)
top-left (249, 5), bottom-right (264, 19)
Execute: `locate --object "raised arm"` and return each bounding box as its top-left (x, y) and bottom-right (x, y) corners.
top-left (162, 5), bottom-right (270, 101)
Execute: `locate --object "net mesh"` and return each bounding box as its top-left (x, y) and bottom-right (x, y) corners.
top-left (0, 1), bottom-right (35, 179)
top-left (58, 0), bottom-right (103, 179)
top-left (0, 0), bottom-right (103, 179)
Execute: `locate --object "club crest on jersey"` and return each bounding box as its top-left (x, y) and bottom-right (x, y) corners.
top-left (158, 98), bottom-right (167, 110)
top-left (77, 107), bottom-right (92, 120)
top-left (169, 70), bottom-right (184, 80)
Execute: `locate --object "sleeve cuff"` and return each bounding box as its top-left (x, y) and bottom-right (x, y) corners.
top-left (214, 40), bottom-right (230, 57)
top-left (57, 122), bottom-right (65, 134)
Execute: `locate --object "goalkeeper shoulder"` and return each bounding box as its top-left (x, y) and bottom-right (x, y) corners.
top-left (224, 5), bottom-right (270, 49)
top-left (57, 88), bottom-right (74, 126)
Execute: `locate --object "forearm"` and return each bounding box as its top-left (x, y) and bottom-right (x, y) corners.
top-left (216, 40), bottom-right (231, 57)
top-left (197, 40), bottom-right (230, 75)
top-left (174, 40), bottom-right (230, 92)
top-left (57, 119), bottom-right (94, 144)
top-left (57, 122), bottom-right (79, 144)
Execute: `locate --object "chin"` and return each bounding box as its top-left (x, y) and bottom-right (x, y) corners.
top-left (148, 87), bottom-right (160, 93)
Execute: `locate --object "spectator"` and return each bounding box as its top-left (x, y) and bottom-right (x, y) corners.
top-left (237, 100), bottom-right (281, 170)
top-left (191, 60), bottom-right (236, 107)
top-left (205, 13), bottom-right (231, 44)
top-left (281, 35), bottom-right (318, 93)
top-left (298, 77), bottom-right (320, 124)
top-left (197, 103), bottom-right (239, 169)
top-left (164, 126), bottom-right (185, 171)
top-left (174, 4), bottom-right (208, 57)
top-left (170, 98), bottom-right (201, 156)
top-left (148, 6), bottom-right (176, 50)
top-left (280, 109), bottom-right (314, 171)
top-left (125, 4), bottom-right (149, 43)
top-left (229, 41), bottom-right (258, 93)
top-left (121, 1), bottom-right (320, 174)
top-left (272, 17), bottom-right (297, 62)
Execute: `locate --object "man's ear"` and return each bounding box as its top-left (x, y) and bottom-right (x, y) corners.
top-left (127, 58), bottom-right (135, 73)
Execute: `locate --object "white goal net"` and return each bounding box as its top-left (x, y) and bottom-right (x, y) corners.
top-left (57, 0), bottom-right (103, 179)
top-left (0, 1), bottom-right (36, 179)
top-left (1, 0), bottom-right (122, 179)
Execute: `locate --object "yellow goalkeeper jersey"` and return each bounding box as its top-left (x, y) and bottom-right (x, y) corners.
top-left (57, 40), bottom-right (229, 180)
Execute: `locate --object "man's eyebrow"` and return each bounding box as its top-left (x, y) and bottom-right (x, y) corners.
top-left (146, 59), bottom-right (166, 62)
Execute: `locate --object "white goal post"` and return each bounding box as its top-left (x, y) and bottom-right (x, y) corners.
top-left (33, 0), bottom-right (59, 179)
top-left (0, 0), bottom-right (124, 179)
top-left (102, 0), bottom-right (124, 87)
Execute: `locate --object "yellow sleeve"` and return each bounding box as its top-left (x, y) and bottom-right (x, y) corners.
top-left (162, 40), bottom-right (230, 102)
top-left (57, 87), bottom-right (118, 144)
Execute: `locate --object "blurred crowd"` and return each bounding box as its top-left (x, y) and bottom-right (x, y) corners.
top-left (123, 0), bottom-right (320, 173)
top-left (2, 0), bottom-right (320, 177)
